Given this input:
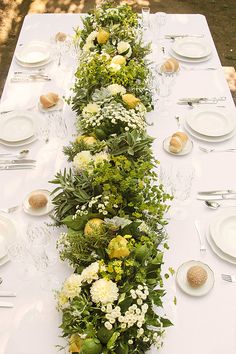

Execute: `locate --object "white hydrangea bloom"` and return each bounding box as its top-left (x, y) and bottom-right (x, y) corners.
top-left (90, 278), bottom-right (119, 305)
top-left (81, 262), bottom-right (99, 283)
top-left (73, 150), bottom-right (93, 172)
top-left (62, 274), bottom-right (82, 299)
top-left (82, 103), bottom-right (100, 116)
top-left (117, 41), bottom-right (132, 57)
top-left (107, 84), bottom-right (126, 96)
top-left (93, 151), bottom-right (110, 166)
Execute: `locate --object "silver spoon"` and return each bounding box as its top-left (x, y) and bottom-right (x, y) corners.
top-left (205, 200), bottom-right (236, 210)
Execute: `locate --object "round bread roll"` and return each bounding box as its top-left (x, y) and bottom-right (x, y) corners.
top-left (169, 136), bottom-right (183, 153)
top-left (161, 58), bottom-right (179, 73)
top-left (40, 92), bottom-right (59, 109)
top-left (172, 131), bottom-right (188, 148)
top-left (187, 265), bottom-right (208, 288)
top-left (55, 32), bottom-right (67, 42)
top-left (28, 193), bottom-right (48, 209)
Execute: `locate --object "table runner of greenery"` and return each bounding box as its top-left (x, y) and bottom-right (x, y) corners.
top-left (50, 1), bottom-right (172, 353)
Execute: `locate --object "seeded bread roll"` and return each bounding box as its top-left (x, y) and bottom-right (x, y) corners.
top-left (169, 136), bottom-right (183, 153)
top-left (55, 32), bottom-right (67, 42)
top-left (172, 131), bottom-right (188, 148)
top-left (161, 58), bottom-right (179, 73)
top-left (40, 92), bottom-right (59, 109)
top-left (28, 193), bottom-right (48, 209)
top-left (187, 265), bottom-right (208, 288)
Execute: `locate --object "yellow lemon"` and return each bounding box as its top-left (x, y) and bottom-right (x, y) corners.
top-left (122, 93), bottom-right (140, 108)
top-left (76, 135), bottom-right (97, 146)
top-left (111, 55), bottom-right (126, 65)
top-left (108, 235), bottom-right (130, 259)
top-left (69, 334), bottom-right (83, 353)
top-left (84, 218), bottom-right (104, 236)
top-left (97, 29), bottom-right (110, 44)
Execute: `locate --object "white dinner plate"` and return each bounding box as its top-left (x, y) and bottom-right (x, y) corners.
top-left (172, 38), bottom-right (212, 59)
top-left (183, 119), bottom-right (236, 143)
top-left (206, 227), bottom-right (236, 265)
top-left (15, 41), bottom-right (51, 64)
top-left (0, 112), bottom-right (35, 142)
top-left (169, 48), bottom-right (212, 63)
top-left (163, 136), bottom-right (193, 156)
top-left (23, 189), bottom-right (54, 216)
top-left (186, 109), bottom-right (235, 137)
top-left (209, 207), bottom-right (236, 258)
top-left (0, 235), bottom-right (7, 259)
top-left (176, 260), bottom-right (214, 297)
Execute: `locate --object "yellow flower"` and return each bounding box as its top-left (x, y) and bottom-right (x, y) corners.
top-left (111, 55), bottom-right (126, 65)
top-left (108, 235), bottom-right (130, 259)
top-left (69, 334), bottom-right (83, 353)
top-left (122, 93), bottom-right (140, 108)
top-left (84, 218), bottom-right (104, 236)
top-left (76, 135), bottom-right (97, 146)
top-left (82, 103), bottom-right (100, 115)
top-left (97, 28), bottom-right (110, 44)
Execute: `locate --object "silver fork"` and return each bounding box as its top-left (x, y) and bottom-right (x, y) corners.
top-left (221, 274), bottom-right (236, 282)
top-left (0, 206), bottom-right (19, 213)
top-left (194, 220), bottom-right (206, 252)
top-left (199, 146), bottom-right (236, 153)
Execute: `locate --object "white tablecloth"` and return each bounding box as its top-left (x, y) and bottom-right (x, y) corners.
top-left (0, 13), bottom-right (236, 354)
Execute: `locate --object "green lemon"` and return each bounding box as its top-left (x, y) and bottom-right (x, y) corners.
top-left (97, 327), bottom-right (114, 344)
top-left (80, 338), bottom-right (103, 354)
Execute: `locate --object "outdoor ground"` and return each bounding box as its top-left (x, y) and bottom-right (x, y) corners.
top-left (0, 0), bottom-right (235, 97)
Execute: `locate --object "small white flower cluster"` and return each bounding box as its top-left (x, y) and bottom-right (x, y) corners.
top-left (102, 304), bottom-right (122, 330)
top-left (107, 83), bottom-right (126, 96)
top-left (90, 278), bottom-right (119, 305)
top-left (98, 286), bottom-right (149, 332)
top-left (80, 101), bottom-right (146, 132)
top-left (74, 195), bottom-right (110, 219)
top-left (130, 284), bottom-right (149, 303)
top-left (57, 232), bottom-right (70, 253)
top-left (138, 221), bottom-right (150, 234)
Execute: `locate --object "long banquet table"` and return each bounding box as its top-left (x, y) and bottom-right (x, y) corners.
top-left (0, 13), bottom-right (236, 354)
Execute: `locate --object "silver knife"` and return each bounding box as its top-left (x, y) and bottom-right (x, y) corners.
top-left (198, 189), bottom-right (236, 195)
top-left (0, 164), bottom-right (35, 170)
top-left (0, 291), bottom-right (16, 297)
top-left (197, 194), bottom-right (236, 200)
top-left (11, 76), bottom-right (51, 82)
top-left (0, 301), bottom-right (13, 308)
top-left (0, 159), bottom-right (36, 164)
top-left (165, 34), bottom-right (204, 39)
top-left (178, 96), bottom-right (226, 102)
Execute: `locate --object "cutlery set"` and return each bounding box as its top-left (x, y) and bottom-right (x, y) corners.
top-left (197, 190), bottom-right (236, 201)
top-left (165, 34), bottom-right (204, 40)
top-left (177, 96), bottom-right (226, 106)
top-left (0, 157), bottom-right (36, 170)
top-left (11, 71), bottom-right (51, 82)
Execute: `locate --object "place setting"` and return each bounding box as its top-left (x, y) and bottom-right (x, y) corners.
top-left (15, 40), bottom-right (55, 68)
top-left (181, 107), bottom-right (236, 143)
top-left (0, 109), bottom-right (44, 150)
top-left (168, 36), bottom-right (213, 63)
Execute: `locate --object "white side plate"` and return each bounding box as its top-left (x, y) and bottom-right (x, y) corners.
top-left (163, 136), bottom-right (193, 156)
top-left (176, 260), bottom-right (214, 296)
top-left (169, 48), bottom-right (212, 63)
top-left (23, 189), bottom-right (54, 216)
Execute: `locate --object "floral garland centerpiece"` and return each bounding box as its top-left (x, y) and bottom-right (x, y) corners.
top-left (51, 1), bottom-right (173, 353)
